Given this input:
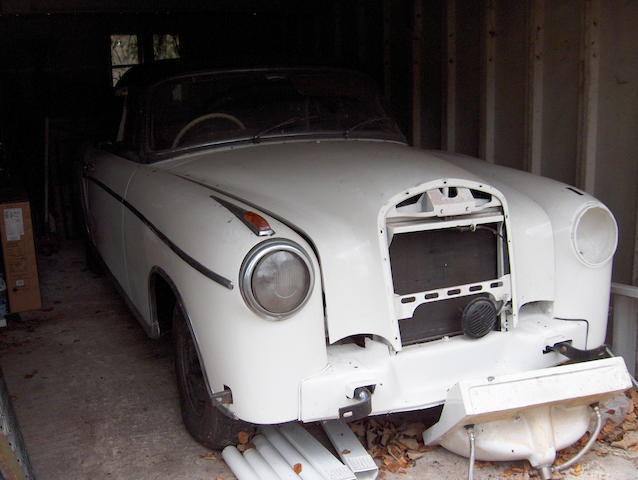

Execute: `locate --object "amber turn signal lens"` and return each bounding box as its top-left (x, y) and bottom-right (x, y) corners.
top-left (243, 211), bottom-right (272, 234)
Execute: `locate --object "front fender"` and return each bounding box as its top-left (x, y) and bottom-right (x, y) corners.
top-left (124, 166), bottom-right (328, 423)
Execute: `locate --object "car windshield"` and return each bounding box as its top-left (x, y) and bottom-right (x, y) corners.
top-left (148, 70), bottom-right (404, 151)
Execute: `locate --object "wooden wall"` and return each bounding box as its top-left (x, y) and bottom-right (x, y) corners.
top-left (0, 0), bottom-right (636, 287)
top-left (440, 0), bottom-right (638, 285)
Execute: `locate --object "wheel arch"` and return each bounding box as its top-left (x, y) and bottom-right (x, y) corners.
top-left (148, 266), bottom-right (216, 398)
top-left (148, 266), bottom-right (180, 336)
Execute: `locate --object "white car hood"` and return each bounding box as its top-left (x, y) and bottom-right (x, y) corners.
top-left (165, 140), bottom-right (552, 349)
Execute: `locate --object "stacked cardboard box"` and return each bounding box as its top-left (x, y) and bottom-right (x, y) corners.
top-left (0, 192), bottom-right (41, 313)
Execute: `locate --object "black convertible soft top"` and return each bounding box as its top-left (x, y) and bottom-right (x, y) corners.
top-left (116, 61), bottom-right (363, 92)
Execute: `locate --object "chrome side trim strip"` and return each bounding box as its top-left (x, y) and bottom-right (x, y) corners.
top-left (87, 175), bottom-right (233, 290)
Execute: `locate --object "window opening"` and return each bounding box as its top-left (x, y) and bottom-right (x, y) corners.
top-left (110, 33), bottom-right (181, 87)
top-left (153, 34), bottom-right (181, 61)
top-left (110, 34), bottom-right (140, 86)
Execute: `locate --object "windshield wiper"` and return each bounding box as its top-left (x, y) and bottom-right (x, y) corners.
top-left (252, 115), bottom-right (316, 143)
top-left (343, 116), bottom-right (395, 138)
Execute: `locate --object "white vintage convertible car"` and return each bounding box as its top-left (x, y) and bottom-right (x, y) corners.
top-left (80, 63), bottom-right (631, 474)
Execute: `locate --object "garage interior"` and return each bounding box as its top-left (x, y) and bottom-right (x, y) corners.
top-left (0, 1), bottom-right (637, 479)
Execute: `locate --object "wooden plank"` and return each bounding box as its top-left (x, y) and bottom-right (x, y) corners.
top-left (525, 0), bottom-right (544, 175)
top-left (612, 294), bottom-right (638, 377)
top-left (383, 0), bottom-right (392, 103)
top-left (357, 0), bottom-right (366, 67)
top-left (444, 0), bottom-right (456, 152)
top-left (576, 0), bottom-right (601, 194)
top-left (333, 2), bottom-right (343, 62)
top-left (480, 0), bottom-right (496, 163)
top-left (411, 0), bottom-right (424, 147)
top-left (634, 203), bottom-right (638, 285)
top-left (612, 282), bottom-right (638, 299)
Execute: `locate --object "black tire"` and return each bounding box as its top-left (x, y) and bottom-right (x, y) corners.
top-left (173, 304), bottom-right (249, 449)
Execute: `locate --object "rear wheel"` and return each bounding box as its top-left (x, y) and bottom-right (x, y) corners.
top-left (173, 304), bottom-right (249, 449)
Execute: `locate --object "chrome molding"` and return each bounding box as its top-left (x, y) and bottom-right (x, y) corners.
top-left (239, 238), bottom-right (314, 320)
top-left (87, 175), bottom-right (233, 290)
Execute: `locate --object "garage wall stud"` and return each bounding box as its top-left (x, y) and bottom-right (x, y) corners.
top-left (411, 0), bottom-right (424, 148)
top-left (576, 0), bottom-right (601, 194)
top-left (480, 0), bottom-right (496, 163)
top-left (525, 0), bottom-right (544, 176)
top-left (383, 0), bottom-right (392, 104)
top-left (443, 0), bottom-right (456, 152)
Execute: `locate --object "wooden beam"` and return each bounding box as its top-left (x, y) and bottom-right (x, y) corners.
top-left (576, 0), bottom-right (601, 194)
top-left (480, 0), bottom-right (496, 163)
top-left (357, 0), bottom-right (367, 67)
top-left (383, 0), bottom-right (392, 104)
top-left (633, 197), bottom-right (638, 285)
top-left (611, 283), bottom-right (638, 376)
top-left (525, 0), bottom-right (544, 175)
top-left (411, 0), bottom-right (424, 147)
top-left (443, 0), bottom-right (456, 152)
top-left (333, 2), bottom-right (343, 63)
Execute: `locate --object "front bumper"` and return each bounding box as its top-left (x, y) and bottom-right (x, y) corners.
top-left (300, 311), bottom-right (589, 422)
top-left (422, 356), bottom-right (631, 466)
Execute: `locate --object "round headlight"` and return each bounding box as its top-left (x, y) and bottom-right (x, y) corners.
top-left (240, 239), bottom-right (314, 319)
top-left (572, 204), bottom-right (618, 267)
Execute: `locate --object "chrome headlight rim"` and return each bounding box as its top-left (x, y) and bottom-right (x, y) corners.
top-left (571, 202), bottom-right (618, 268)
top-left (240, 238), bottom-right (315, 320)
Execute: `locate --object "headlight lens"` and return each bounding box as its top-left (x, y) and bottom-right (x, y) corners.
top-left (572, 204), bottom-right (618, 267)
top-left (240, 239), bottom-right (314, 319)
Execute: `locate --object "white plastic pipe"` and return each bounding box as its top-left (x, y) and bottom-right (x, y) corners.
top-left (260, 426), bottom-right (326, 480)
top-left (253, 435), bottom-right (301, 480)
top-left (244, 448), bottom-right (281, 480)
top-left (222, 446), bottom-right (261, 480)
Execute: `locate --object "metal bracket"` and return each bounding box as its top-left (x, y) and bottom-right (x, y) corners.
top-left (544, 341), bottom-right (609, 362)
top-left (339, 387), bottom-right (372, 422)
top-left (211, 388), bottom-right (233, 405)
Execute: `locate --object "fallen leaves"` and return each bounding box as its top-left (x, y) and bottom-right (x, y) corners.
top-left (569, 463), bottom-right (583, 476)
top-left (236, 429), bottom-right (257, 452)
top-left (610, 431), bottom-right (638, 450)
top-left (237, 431), bottom-right (250, 445)
top-left (293, 463), bottom-right (302, 474)
top-left (348, 418), bottom-right (436, 473)
top-left (595, 388), bottom-right (638, 450)
top-left (24, 369), bottom-right (38, 379)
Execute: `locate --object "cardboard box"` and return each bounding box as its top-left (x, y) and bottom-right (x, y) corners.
top-left (0, 200), bottom-right (41, 313)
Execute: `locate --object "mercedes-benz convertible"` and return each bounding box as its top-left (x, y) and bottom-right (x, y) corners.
top-left (79, 63), bottom-right (631, 474)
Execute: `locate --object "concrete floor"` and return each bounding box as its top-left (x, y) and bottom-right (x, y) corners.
top-left (1, 242), bottom-right (637, 479)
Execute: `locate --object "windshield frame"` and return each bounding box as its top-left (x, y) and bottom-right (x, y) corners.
top-left (139, 67), bottom-right (406, 162)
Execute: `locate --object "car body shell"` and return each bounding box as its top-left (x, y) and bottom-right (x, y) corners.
top-left (80, 66), bottom-right (621, 428)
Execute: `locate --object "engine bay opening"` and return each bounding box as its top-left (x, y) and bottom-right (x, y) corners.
top-left (386, 185), bottom-right (513, 346)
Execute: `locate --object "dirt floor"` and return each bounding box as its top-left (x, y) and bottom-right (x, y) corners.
top-left (1, 242), bottom-right (637, 479)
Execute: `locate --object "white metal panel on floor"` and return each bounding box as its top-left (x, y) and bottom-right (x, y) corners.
top-left (322, 420), bottom-right (378, 480)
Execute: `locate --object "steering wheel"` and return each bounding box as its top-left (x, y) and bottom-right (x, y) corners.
top-left (172, 113), bottom-right (246, 148)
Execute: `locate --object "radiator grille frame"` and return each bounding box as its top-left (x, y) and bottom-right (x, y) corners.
top-left (387, 208), bottom-right (512, 346)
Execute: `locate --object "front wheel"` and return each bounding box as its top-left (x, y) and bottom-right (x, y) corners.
top-left (173, 304), bottom-right (249, 449)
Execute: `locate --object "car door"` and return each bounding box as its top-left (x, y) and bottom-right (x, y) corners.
top-left (82, 88), bottom-right (144, 294)
top-left (84, 150), bottom-right (138, 293)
